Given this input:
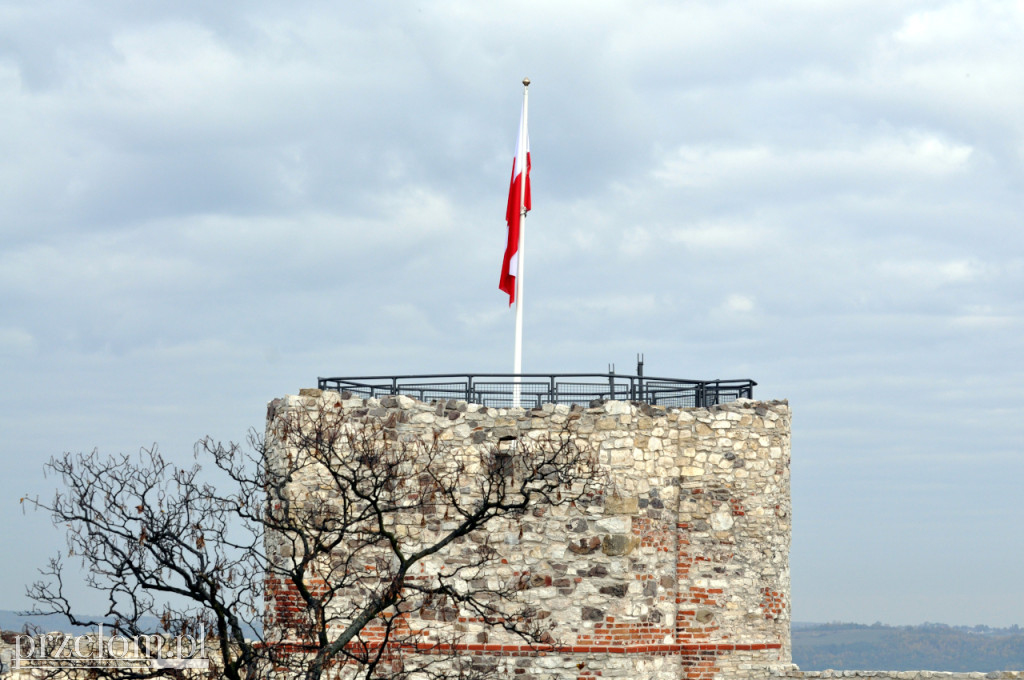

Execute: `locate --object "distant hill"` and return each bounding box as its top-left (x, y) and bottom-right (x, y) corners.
top-left (0, 611), bottom-right (260, 638)
top-left (0, 610), bottom-right (99, 634)
top-left (793, 622), bottom-right (1024, 672)
top-left (5, 612), bottom-right (1022, 670)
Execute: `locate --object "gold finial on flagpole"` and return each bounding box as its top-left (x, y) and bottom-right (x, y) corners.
top-left (523, 77), bottom-right (530, 87)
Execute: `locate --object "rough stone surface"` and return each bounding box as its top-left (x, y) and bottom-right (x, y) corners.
top-left (2, 389), bottom-right (1017, 680)
top-left (257, 392), bottom-right (1024, 680)
top-left (264, 392), bottom-right (793, 679)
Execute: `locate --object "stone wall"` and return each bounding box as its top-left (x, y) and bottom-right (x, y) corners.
top-left (264, 390), bottom-right (792, 680)
top-left (3, 387), bottom-right (1017, 680)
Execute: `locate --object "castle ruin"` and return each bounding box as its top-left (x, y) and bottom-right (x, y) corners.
top-left (264, 376), bottom-right (791, 680)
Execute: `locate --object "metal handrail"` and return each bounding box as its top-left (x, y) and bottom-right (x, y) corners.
top-left (316, 373), bottom-right (756, 409)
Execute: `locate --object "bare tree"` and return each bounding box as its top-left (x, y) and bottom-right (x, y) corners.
top-left (25, 398), bottom-right (598, 680)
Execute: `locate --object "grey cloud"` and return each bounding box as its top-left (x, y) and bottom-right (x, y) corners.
top-left (2, 0), bottom-right (1023, 628)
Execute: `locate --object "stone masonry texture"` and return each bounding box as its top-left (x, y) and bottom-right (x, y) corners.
top-left (260, 391), bottom-right (1023, 680)
top-left (0, 393), bottom-right (1019, 680)
top-left (265, 390), bottom-right (792, 680)
top-left (1, 389), bottom-right (1018, 680)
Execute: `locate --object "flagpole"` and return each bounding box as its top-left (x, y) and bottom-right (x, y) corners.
top-left (512, 77), bottom-right (529, 408)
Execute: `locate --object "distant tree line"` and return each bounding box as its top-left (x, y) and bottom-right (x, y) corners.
top-left (793, 622), bottom-right (1024, 672)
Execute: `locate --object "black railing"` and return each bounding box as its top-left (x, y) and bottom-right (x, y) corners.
top-left (317, 373), bottom-right (756, 409)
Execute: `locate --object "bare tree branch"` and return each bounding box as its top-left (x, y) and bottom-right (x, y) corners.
top-left (26, 400), bottom-right (598, 680)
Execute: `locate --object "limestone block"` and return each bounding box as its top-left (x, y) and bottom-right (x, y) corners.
top-left (609, 448), bottom-right (635, 465)
top-left (711, 504), bottom-right (735, 531)
top-left (594, 516), bottom-right (628, 533)
top-left (604, 495), bottom-right (639, 514)
top-left (601, 534), bottom-right (638, 556)
top-left (604, 401), bottom-right (632, 415)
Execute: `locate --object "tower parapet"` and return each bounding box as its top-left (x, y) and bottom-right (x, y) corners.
top-left (318, 372), bottom-right (756, 409)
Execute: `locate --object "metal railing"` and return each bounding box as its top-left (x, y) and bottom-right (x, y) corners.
top-left (317, 373), bottom-right (756, 409)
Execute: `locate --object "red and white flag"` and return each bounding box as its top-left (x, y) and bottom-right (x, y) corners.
top-left (499, 102), bottom-right (531, 305)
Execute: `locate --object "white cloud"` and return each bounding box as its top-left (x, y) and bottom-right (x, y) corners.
top-left (542, 294), bottom-right (659, 318)
top-left (619, 226), bottom-right (651, 257)
top-left (374, 304), bottom-right (442, 340)
top-left (893, 2), bottom-right (1024, 49)
top-left (127, 337), bottom-right (246, 362)
top-left (668, 220), bottom-right (771, 251)
top-left (0, 327), bottom-right (35, 355)
top-left (457, 307), bottom-right (507, 332)
top-left (0, 241), bottom-right (207, 298)
top-left (722, 294), bottom-right (756, 314)
top-left (2, 0), bottom-right (1024, 628)
top-left (876, 258), bottom-right (990, 287)
top-left (949, 309), bottom-right (1018, 330)
top-left (653, 134), bottom-right (973, 190)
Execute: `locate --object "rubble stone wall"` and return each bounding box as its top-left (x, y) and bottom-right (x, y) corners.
top-left (265, 390), bottom-right (791, 680)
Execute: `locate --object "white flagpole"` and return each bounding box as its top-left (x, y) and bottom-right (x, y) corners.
top-left (512, 78), bottom-right (529, 408)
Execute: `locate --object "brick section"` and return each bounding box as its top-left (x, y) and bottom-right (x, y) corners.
top-left (760, 587), bottom-right (785, 621)
top-left (264, 575), bottom-right (328, 633)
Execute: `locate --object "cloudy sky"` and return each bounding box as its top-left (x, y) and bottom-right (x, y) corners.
top-left (2, 0), bottom-right (1022, 627)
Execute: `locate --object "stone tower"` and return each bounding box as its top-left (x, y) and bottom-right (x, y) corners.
top-left (264, 387), bottom-right (791, 680)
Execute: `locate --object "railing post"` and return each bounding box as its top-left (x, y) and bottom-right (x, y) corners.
top-left (636, 354), bottom-right (644, 403)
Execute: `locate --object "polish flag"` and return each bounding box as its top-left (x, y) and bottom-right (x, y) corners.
top-left (499, 102), bottom-right (531, 305)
